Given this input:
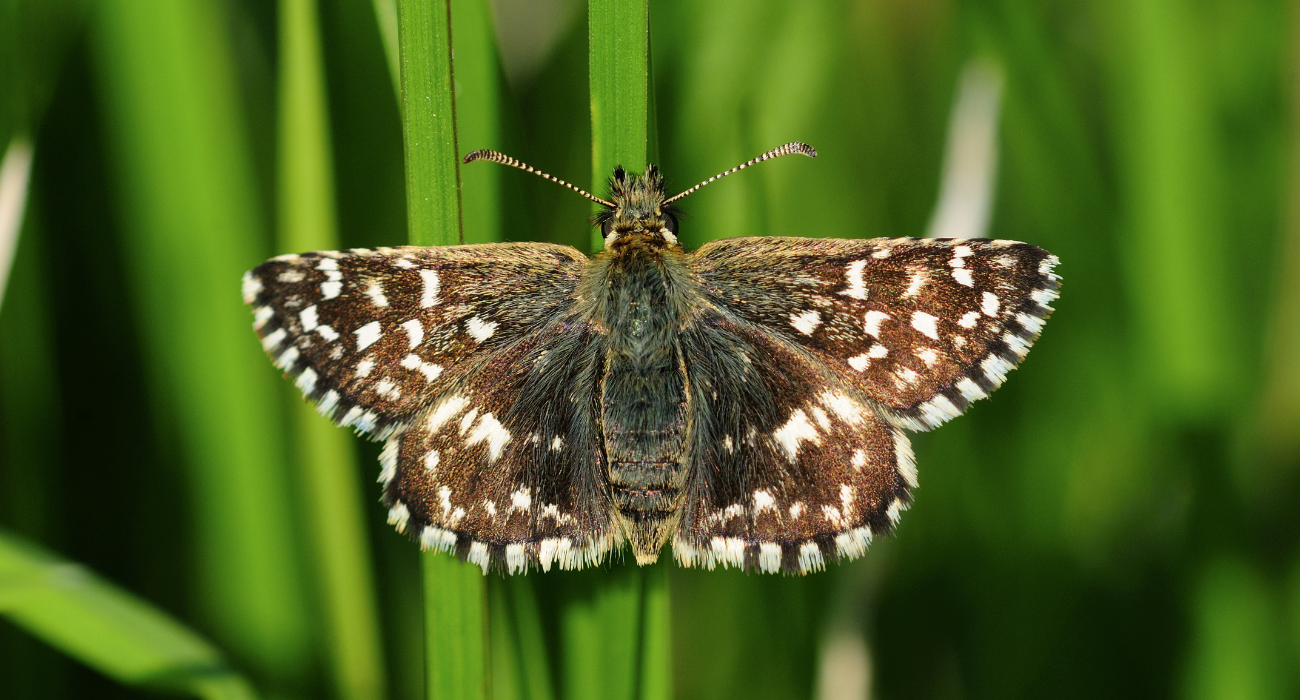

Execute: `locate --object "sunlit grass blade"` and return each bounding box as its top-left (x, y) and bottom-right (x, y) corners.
top-left (91, 0), bottom-right (311, 686)
top-left (278, 1), bottom-right (388, 698)
top-left (396, 0), bottom-right (488, 697)
top-left (0, 530), bottom-right (258, 700)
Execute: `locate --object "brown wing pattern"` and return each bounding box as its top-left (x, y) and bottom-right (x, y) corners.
top-left (690, 237), bottom-right (1060, 431)
top-left (674, 313), bottom-right (915, 574)
top-left (242, 243), bottom-right (586, 439)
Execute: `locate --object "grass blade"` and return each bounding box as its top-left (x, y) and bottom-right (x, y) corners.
top-left (579, 4), bottom-right (671, 700)
top-left (92, 0), bottom-right (312, 686)
top-left (278, 1), bottom-right (388, 698)
top-left (588, 0), bottom-right (649, 249)
top-left (0, 529), bottom-right (258, 700)
top-left (396, 1), bottom-right (488, 698)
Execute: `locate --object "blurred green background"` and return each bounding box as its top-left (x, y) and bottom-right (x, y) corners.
top-left (3, 0), bottom-right (1300, 698)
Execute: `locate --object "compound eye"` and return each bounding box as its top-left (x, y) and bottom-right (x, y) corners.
top-left (601, 217), bottom-right (615, 239)
top-left (664, 213), bottom-right (679, 236)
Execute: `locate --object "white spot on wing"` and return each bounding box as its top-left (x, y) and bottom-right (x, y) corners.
top-left (354, 321), bottom-right (382, 351)
top-left (956, 377), bottom-right (987, 401)
top-left (758, 543), bottom-right (782, 573)
top-left (511, 488), bottom-right (532, 511)
top-left (419, 269), bottom-right (440, 307)
top-left (401, 353), bottom-right (443, 382)
top-left (958, 311), bottom-right (980, 329)
top-left (295, 368), bottom-right (318, 395)
top-left (387, 501), bottom-right (410, 533)
top-left (466, 412), bottom-right (512, 461)
top-left (910, 311), bottom-right (940, 340)
top-left (753, 490), bottom-right (776, 514)
top-left (773, 409), bottom-right (820, 462)
top-left (895, 430), bottom-right (917, 487)
top-left (365, 281), bottom-right (389, 307)
top-left (798, 543), bottom-right (824, 573)
top-left (468, 541), bottom-right (490, 573)
top-left (401, 319), bottom-right (424, 348)
top-left (848, 354), bottom-right (870, 372)
top-left (241, 272), bottom-right (263, 303)
top-left (982, 291), bottom-right (1000, 317)
top-left (428, 395), bottom-right (469, 432)
top-left (864, 311), bottom-right (890, 338)
top-left (261, 328), bottom-right (287, 351)
top-left (356, 359), bottom-right (374, 377)
top-left (903, 270), bottom-right (928, 297)
top-left (952, 268), bottom-right (974, 286)
top-left (789, 310), bottom-right (822, 336)
top-left (379, 437), bottom-right (399, 485)
top-left (466, 316), bottom-right (498, 342)
top-left (839, 260), bottom-right (868, 300)
top-left (300, 305), bottom-right (319, 331)
top-left (321, 281), bottom-right (342, 300)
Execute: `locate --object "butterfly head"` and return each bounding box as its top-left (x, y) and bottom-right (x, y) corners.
top-left (595, 164), bottom-right (680, 247)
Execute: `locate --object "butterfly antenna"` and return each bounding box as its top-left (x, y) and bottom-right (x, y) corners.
top-left (663, 142), bottom-right (818, 204)
top-left (464, 149), bottom-right (615, 208)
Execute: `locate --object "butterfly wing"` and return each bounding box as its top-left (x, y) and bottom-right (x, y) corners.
top-left (242, 243), bottom-right (586, 439)
top-left (690, 237), bottom-right (1060, 431)
top-left (675, 313), bottom-right (913, 574)
top-left (382, 315), bottom-right (616, 573)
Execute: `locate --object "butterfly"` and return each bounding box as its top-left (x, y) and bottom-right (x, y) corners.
top-left (242, 142), bottom-right (1060, 575)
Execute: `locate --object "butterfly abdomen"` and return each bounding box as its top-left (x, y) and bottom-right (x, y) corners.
top-left (595, 242), bottom-right (691, 563)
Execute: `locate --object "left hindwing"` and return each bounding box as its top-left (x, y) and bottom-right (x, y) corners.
top-left (690, 237), bottom-right (1060, 431)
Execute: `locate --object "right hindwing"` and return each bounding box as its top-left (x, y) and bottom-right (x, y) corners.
top-left (675, 311), bottom-right (915, 575)
top-left (242, 243), bottom-right (587, 439)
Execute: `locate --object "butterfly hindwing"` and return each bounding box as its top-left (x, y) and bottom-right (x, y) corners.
top-left (674, 313), bottom-right (914, 574)
top-left (382, 316), bottom-right (618, 574)
top-left (242, 243), bottom-right (586, 438)
top-left (691, 236), bottom-right (1060, 431)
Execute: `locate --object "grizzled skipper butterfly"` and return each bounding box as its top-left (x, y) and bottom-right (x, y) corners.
top-left (242, 143), bottom-right (1060, 575)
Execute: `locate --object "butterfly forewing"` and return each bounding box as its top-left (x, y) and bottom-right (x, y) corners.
top-left (692, 237), bottom-right (1060, 431)
top-left (242, 244), bottom-right (586, 438)
top-left (675, 314), bottom-right (914, 574)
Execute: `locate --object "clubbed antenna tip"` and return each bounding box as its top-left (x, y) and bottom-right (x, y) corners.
top-left (464, 149), bottom-right (615, 207)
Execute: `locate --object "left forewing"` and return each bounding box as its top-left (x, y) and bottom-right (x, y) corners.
top-left (242, 243), bottom-right (586, 439)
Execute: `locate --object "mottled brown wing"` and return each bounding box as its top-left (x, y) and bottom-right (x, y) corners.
top-left (674, 313), bottom-right (915, 574)
top-left (380, 316), bottom-right (618, 574)
top-left (242, 243), bottom-right (586, 439)
top-left (690, 237), bottom-right (1060, 431)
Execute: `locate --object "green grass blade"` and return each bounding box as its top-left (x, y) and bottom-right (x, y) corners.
top-left (399, 0), bottom-right (464, 246)
top-left (0, 530), bottom-right (258, 700)
top-left (396, 1), bottom-right (488, 698)
top-left (588, 0), bottom-right (649, 250)
top-left (91, 0), bottom-right (312, 686)
top-left (422, 555), bottom-right (488, 700)
top-left (571, 4), bottom-right (672, 700)
top-left (278, 1), bottom-right (388, 698)
top-left (452, 0), bottom-right (504, 245)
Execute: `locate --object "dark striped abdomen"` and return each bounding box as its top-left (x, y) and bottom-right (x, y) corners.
top-left (599, 250), bottom-right (688, 561)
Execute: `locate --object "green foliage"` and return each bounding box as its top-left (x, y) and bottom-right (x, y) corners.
top-left (0, 530), bottom-right (257, 700)
top-left (3, 0), bottom-right (1300, 698)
